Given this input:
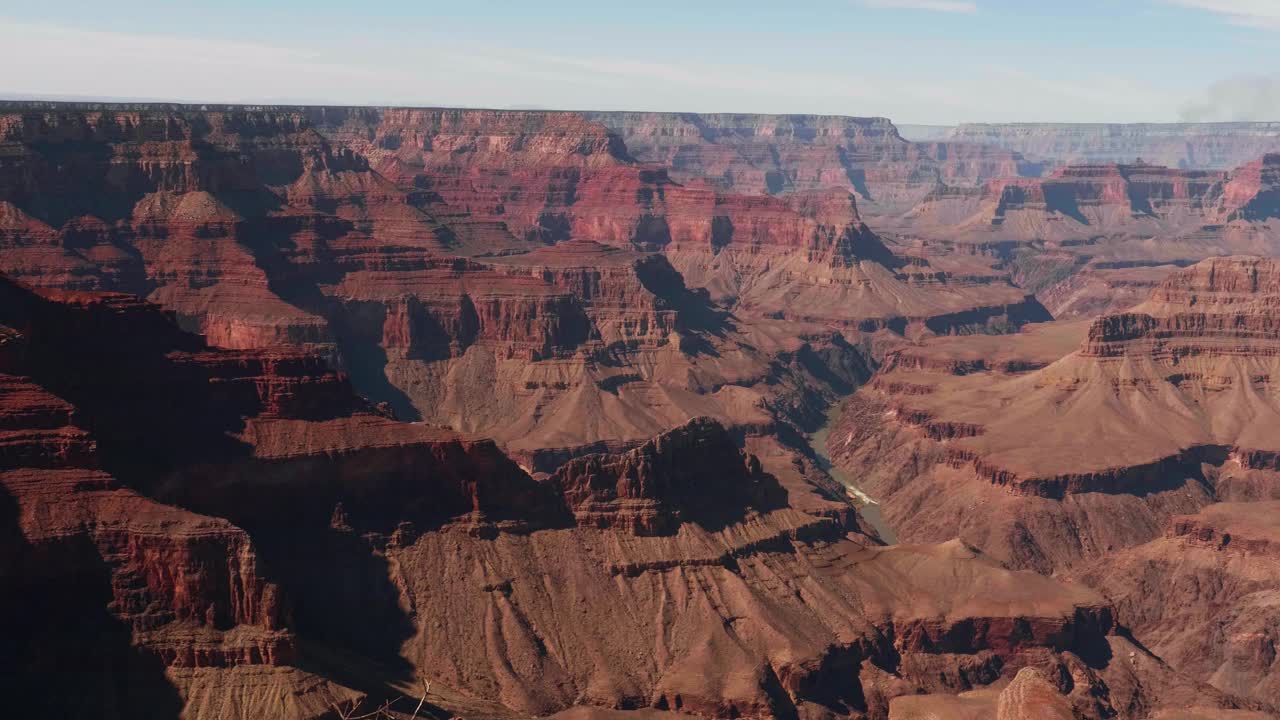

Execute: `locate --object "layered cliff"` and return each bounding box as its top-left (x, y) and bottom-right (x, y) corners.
top-left (0, 277), bottom-right (361, 717)
top-left (587, 111), bottom-right (1042, 210)
top-left (1217, 153), bottom-right (1280, 222)
top-left (585, 112), bottom-right (911, 197)
top-left (830, 257), bottom-right (1280, 572)
top-left (944, 122), bottom-right (1280, 169)
top-left (1072, 502), bottom-right (1280, 708)
top-left (0, 273), bottom-right (1220, 720)
top-left (0, 105), bottom-right (458, 362)
top-left (901, 161), bottom-right (1229, 242)
top-left (0, 104), bottom-right (1052, 459)
top-left (889, 155), bottom-right (1280, 318)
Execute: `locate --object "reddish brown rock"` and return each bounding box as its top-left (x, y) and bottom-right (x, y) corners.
top-left (995, 667), bottom-right (1075, 720)
top-left (831, 257), bottom-right (1280, 572)
top-left (1217, 153), bottom-right (1280, 222)
top-left (585, 112), bottom-right (919, 202)
top-left (0, 103), bottom-right (1050, 460)
top-left (0, 273), bottom-right (1232, 720)
top-left (1072, 502), bottom-right (1280, 708)
top-left (878, 154), bottom-right (1280, 320)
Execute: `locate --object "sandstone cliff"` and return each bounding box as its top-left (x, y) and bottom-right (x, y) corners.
top-left (0, 273), bottom-right (1209, 720)
top-left (1072, 502), bottom-right (1280, 708)
top-left (0, 104), bottom-right (1048, 458)
top-left (831, 257), bottom-right (1280, 571)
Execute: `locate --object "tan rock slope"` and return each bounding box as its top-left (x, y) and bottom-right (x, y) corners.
top-left (1073, 502), bottom-right (1280, 709)
top-left (0, 104), bottom-right (1047, 459)
top-left (0, 273), bottom-right (1228, 720)
top-left (877, 155), bottom-right (1280, 321)
top-left (586, 112), bottom-right (1052, 223)
top-left (832, 256), bottom-right (1280, 570)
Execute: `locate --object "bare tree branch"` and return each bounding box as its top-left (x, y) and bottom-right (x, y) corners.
top-left (409, 679), bottom-right (432, 720)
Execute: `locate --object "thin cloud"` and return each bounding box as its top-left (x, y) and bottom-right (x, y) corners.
top-left (0, 15), bottom-right (1192, 123)
top-left (1159, 0), bottom-right (1280, 28)
top-left (1180, 75), bottom-right (1280, 121)
top-left (858, 0), bottom-right (978, 12)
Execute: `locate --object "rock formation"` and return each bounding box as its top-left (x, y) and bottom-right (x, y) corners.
top-left (833, 257), bottom-right (1280, 570)
top-left (1073, 502), bottom-right (1280, 708)
top-left (6, 101), bottom-right (1280, 720)
top-left (0, 273), bottom-right (1226, 719)
top-left (884, 155), bottom-right (1280, 320)
top-left (0, 104), bottom-right (1051, 460)
top-left (942, 122), bottom-right (1280, 170)
top-left (887, 666), bottom-right (1076, 720)
top-left (586, 112), bottom-right (1044, 211)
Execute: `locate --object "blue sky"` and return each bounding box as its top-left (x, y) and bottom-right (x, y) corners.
top-left (2, 0), bottom-right (1278, 123)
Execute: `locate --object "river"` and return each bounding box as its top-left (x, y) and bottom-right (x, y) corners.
top-left (809, 401), bottom-right (898, 544)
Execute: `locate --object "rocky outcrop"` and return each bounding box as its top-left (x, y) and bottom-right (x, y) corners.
top-left (830, 257), bottom-right (1280, 570)
top-left (1217, 153), bottom-right (1280, 222)
top-left (585, 112), bottom-right (912, 198)
top-left (1072, 503), bottom-right (1280, 709)
top-left (889, 667), bottom-right (1076, 720)
top-left (1, 273), bottom-right (1212, 720)
top-left (551, 417), bottom-right (785, 534)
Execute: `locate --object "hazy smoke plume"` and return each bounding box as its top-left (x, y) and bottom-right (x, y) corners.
top-left (1180, 75), bottom-right (1280, 122)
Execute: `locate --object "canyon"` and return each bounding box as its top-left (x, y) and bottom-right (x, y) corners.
top-left (4, 101), bottom-right (1280, 719)
top-left (905, 123), bottom-right (1280, 171)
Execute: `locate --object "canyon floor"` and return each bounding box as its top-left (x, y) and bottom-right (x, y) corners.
top-left (3, 103), bottom-right (1280, 720)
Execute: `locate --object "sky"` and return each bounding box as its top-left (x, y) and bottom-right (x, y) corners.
top-left (2, 0), bottom-right (1280, 124)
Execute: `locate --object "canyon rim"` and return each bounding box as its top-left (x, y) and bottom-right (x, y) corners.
top-left (5, 3), bottom-right (1280, 719)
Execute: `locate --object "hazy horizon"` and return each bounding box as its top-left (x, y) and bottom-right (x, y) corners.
top-left (3, 0), bottom-right (1280, 125)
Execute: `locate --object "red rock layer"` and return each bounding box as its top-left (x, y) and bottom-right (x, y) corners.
top-left (311, 108), bottom-right (895, 263)
top-left (584, 111), bottom-right (1041, 212)
top-left (0, 273), bottom-right (1240, 719)
top-left (1217, 153), bottom-right (1280, 222)
top-left (831, 257), bottom-right (1280, 571)
top-left (1071, 503), bottom-right (1280, 708)
top-left (0, 105), bottom-right (462, 362)
top-left (978, 162), bottom-right (1226, 226)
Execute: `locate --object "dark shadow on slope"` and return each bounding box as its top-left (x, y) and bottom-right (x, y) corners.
top-left (633, 253), bottom-right (735, 343)
top-left (1236, 189), bottom-right (1280, 222)
top-left (836, 145), bottom-right (873, 201)
top-left (155, 433), bottom-right (572, 691)
top-left (337, 332), bottom-right (422, 422)
top-left (1044, 184), bottom-right (1090, 224)
top-left (252, 523), bottom-right (417, 682)
top-left (679, 464), bottom-right (790, 534)
top-left (0, 485), bottom-right (184, 720)
top-left (16, 141), bottom-right (145, 226)
top-left (237, 215), bottom-right (424, 421)
top-left (0, 276), bottom-right (257, 490)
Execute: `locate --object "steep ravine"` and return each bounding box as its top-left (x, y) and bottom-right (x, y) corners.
top-left (811, 400), bottom-right (897, 543)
